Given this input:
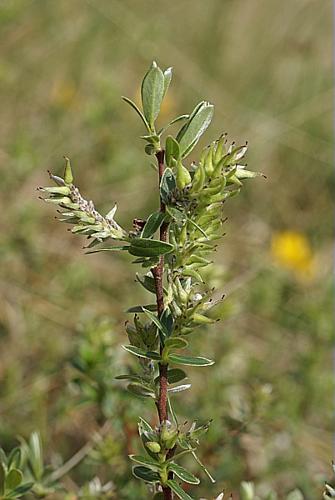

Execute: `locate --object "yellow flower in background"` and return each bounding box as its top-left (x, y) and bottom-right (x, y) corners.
top-left (271, 231), bottom-right (315, 278)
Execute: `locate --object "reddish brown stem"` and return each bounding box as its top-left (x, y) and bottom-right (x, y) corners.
top-left (151, 150), bottom-right (172, 500)
top-left (162, 485), bottom-right (173, 500)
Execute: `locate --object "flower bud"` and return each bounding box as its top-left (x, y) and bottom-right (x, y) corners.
top-left (190, 163), bottom-right (205, 194)
top-left (145, 441), bottom-right (161, 454)
top-left (175, 277), bottom-right (188, 304)
top-left (41, 186), bottom-right (71, 196)
top-left (176, 160), bottom-right (191, 190)
top-left (214, 134), bottom-right (227, 165)
top-left (160, 422), bottom-right (178, 450)
top-left (64, 157), bottom-right (73, 185)
top-left (204, 143), bottom-right (214, 176)
top-left (192, 313), bottom-right (214, 325)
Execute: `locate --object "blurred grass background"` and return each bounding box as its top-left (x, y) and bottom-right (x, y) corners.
top-left (0, 0), bottom-right (333, 498)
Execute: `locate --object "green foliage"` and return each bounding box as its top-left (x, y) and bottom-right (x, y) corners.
top-left (0, 446), bottom-right (33, 499)
top-left (42, 62), bottom-right (260, 498)
top-left (19, 432), bottom-right (58, 497)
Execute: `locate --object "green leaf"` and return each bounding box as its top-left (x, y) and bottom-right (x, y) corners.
top-left (155, 368), bottom-right (187, 385)
top-left (145, 143), bottom-right (156, 155)
top-left (240, 481), bottom-right (255, 500)
top-left (163, 67), bottom-right (173, 98)
top-left (126, 304), bottom-right (157, 313)
top-left (160, 309), bottom-right (174, 337)
top-left (142, 308), bottom-right (169, 338)
top-left (168, 384), bottom-right (191, 393)
top-left (129, 238), bottom-right (173, 257)
top-left (122, 345), bottom-right (161, 361)
top-left (138, 420), bottom-right (158, 457)
top-left (168, 354), bottom-right (214, 367)
top-left (168, 463), bottom-right (200, 484)
top-left (165, 136), bottom-right (180, 167)
top-left (29, 432), bottom-right (43, 480)
top-left (164, 337), bottom-right (188, 350)
top-left (86, 246), bottom-right (129, 254)
top-left (160, 168), bottom-right (176, 204)
top-left (166, 206), bottom-right (185, 223)
top-left (11, 482), bottom-right (34, 496)
top-left (132, 465), bottom-right (160, 483)
top-left (140, 133), bottom-right (160, 144)
top-left (176, 101), bottom-right (214, 157)
top-left (182, 269), bottom-right (204, 283)
top-left (141, 62), bottom-right (165, 129)
top-left (167, 368), bottom-right (187, 384)
top-left (129, 455), bottom-right (161, 470)
top-left (166, 479), bottom-right (194, 500)
top-left (135, 273), bottom-right (157, 294)
top-left (138, 418), bottom-right (154, 437)
top-left (7, 449), bottom-right (21, 470)
top-left (127, 383), bottom-right (155, 398)
top-left (5, 469), bottom-right (22, 490)
top-left (122, 96), bottom-right (150, 131)
top-left (141, 212), bottom-right (166, 239)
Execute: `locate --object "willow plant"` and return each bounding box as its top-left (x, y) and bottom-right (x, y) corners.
top-left (39, 62), bottom-right (262, 500)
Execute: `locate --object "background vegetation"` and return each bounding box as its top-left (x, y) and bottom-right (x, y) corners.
top-left (0, 0), bottom-right (332, 498)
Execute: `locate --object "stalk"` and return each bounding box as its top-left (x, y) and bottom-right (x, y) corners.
top-left (152, 149), bottom-right (172, 500)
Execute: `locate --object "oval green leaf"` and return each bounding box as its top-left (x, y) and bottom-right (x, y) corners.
top-left (141, 212), bottom-right (166, 239)
top-left (168, 463), bottom-right (200, 484)
top-left (164, 337), bottom-right (188, 350)
top-left (165, 136), bottom-right (180, 167)
top-left (132, 465), bottom-right (160, 483)
top-left (122, 345), bottom-right (161, 361)
top-left (5, 469), bottom-right (23, 490)
top-left (129, 238), bottom-right (173, 257)
top-left (177, 102), bottom-right (214, 157)
top-left (142, 308), bottom-right (169, 338)
top-left (160, 168), bottom-right (176, 204)
top-left (141, 62), bottom-right (165, 129)
top-left (168, 354), bottom-right (214, 367)
top-left (129, 455), bottom-right (161, 470)
top-left (127, 383), bottom-right (155, 398)
top-left (167, 368), bottom-right (187, 384)
top-left (168, 384), bottom-right (191, 394)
